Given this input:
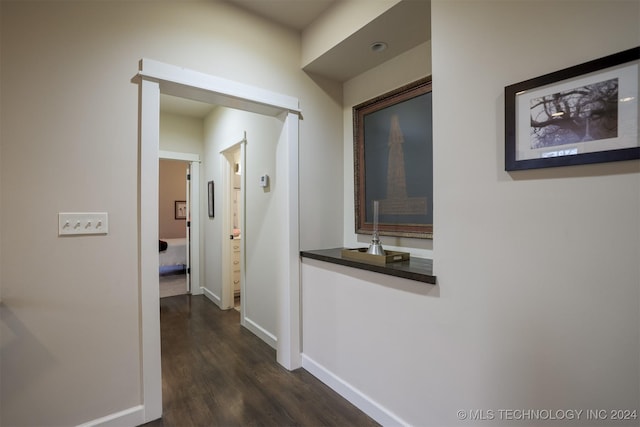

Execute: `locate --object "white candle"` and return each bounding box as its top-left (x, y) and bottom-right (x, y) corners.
top-left (373, 200), bottom-right (379, 234)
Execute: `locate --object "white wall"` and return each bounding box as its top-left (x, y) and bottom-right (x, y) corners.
top-left (303, 1), bottom-right (639, 426)
top-left (0, 1), bottom-right (342, 425)
top-left (202, 106), bottom-right (284, 344)
top-left (201, 107), bottom-right (232, 307)
top-left (297, 74), bottom-right (344, 251)
top-left (431, 1), bottom-right (639, 423)
top-left (158, 160), bottom-right (187, 239)
top-left (160, 111), bottom-right (205, 155)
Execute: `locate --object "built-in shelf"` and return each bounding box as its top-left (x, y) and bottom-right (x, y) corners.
top-left (300, 248), bottom-right (436, 285)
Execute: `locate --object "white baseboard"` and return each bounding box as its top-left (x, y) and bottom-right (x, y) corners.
top-left (76, 405), bottom-right (146, 427)
top-left (301, 354), bottom-right (408, 427)
top-left (202, 288), bottom-right (275, 354)
top-left (243, 316), bottom-right (277, 349)
top-left (202, 287), bottom-right (222, 308)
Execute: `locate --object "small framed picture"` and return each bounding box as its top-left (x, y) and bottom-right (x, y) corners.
top-left (175, 200), bottom-right (187, 220)
top-left (505, 47), bottom-right (639, 171)
top-left (208, 181), bottom-right (214, 218)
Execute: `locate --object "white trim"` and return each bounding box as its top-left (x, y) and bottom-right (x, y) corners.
top-left (139, 78), bottom-right (163, 422)
top-left (159, 150), bottom-right (200, 162)
top-left (188, 161), bottom-right (202, 296)
top-left (220, 141), bottom-right (245, 310)
top-left (238, 141), bottom-right (248, 326)
top-left (277, 111), bottom-right (302, 369)
top-left (136, 59), bottom-right (301, 423)
top-left (76, 405), bottom-right (145, 427)
top-left (139, 58), bottom-right (301, 116)
top-left (202, 286), bottom-right (221, 305)
top-left (301, 355), bottom-right (408, 427)
top-left (220, 151), bottom-right (232, 309)
top-left (244, 317), bottom-right (278, 349)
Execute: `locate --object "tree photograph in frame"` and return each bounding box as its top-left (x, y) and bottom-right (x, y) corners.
top-left (530, 78), bottom-right (618, 148)
top-left (505, 47), bottom-right (639, 171)
top-left (353, 77), bottom-right (433, 239)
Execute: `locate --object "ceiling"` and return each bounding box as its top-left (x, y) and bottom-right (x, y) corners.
top-left (302, 0), bottom-right (430, 81)
top-left (223, 0), bottom-right (338, 31)
top-left (161, 94), bottom-right (216, 119)
top-left (161, 0), bottom-right (430, 117)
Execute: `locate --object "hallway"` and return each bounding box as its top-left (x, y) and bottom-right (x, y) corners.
top-left (143, 295), bottom-right (379, 426)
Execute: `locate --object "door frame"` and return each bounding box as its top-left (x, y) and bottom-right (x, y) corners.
top-left (158, 151), bottom-right (202, 296)
top-left (136, 59), bottom-right (301, 423)
top-left (221, 141), bottom-right (245, 311)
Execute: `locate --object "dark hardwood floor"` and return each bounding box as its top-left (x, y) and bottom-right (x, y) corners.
top-left (142, 294), bottom-right (379, 427)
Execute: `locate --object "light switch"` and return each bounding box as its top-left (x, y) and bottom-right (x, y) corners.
top-left (58, 212), bottom-right (108, 236)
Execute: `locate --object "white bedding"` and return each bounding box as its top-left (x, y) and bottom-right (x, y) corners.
top-left (160, 238), bottom-right (187, 267)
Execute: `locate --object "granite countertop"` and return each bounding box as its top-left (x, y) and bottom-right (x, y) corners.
top-left (300, 247), bottom-right (436, 285)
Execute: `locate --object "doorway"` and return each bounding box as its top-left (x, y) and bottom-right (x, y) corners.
top-left (221, 143), bottom-right (244, 313)
top-left (136, 58), bottom-right (301, 423)
top-left (158, 159), bottom-right (190, 298)
top-left (158, 151), bottom-right (202, 297)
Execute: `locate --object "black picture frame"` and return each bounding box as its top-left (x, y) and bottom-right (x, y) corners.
top-left (505, 47), bottom-right (639, 171)
top-left (353, 77), bottom-right (433, 239)
top-left (208, 180), bottom-right (214, 218)
top-left (174, 201), bottom-right (186, 220)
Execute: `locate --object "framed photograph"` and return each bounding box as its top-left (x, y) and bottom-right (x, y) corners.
top-left (353, 77), bottom-right (433, 239)
top-left (208, 181), bottom-right (214, 218)
top-left (174, 201), bottom-right (187, 220)
top-left (505, 47), bottom-right (639, 171)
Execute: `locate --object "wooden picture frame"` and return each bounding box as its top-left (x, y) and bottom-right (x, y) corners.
top-left (505, 47), bottom-right (639, 171)
top-left (208, 181), bottom-right (214, 218)
top-left (353, 77), bottom-right (433, 239)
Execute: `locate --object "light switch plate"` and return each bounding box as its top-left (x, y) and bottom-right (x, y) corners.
top-left (58, 212), bottom-right (109, 236)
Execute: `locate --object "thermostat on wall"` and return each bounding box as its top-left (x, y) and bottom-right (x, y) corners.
top-left (259, 174), bottom-right (269, 187)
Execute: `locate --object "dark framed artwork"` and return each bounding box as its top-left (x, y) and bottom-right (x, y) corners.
top-left (505, 46), bottom-right (639, 171)
top-left (353, 77), bottom-right (433, 239)
top-left (174, 201), bottom-right (187, 220)
top-left (208, 180), bottom-right (214, 218)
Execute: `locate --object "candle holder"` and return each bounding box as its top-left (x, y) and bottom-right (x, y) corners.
top-left (367, 231), bottom-right (385, 256)
top-left (367, 200), bottom-right (385, 256)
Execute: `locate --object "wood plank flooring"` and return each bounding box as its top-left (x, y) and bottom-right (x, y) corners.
top-left (159, 273), bottom-right (188, 298)
top-left (142, 295), bottom-right (380, 427)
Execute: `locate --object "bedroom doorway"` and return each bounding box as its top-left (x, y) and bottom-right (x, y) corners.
top-left (158, 159), bottom-right (189, 297)
top-left (158, 151), bottom-right (202, 298)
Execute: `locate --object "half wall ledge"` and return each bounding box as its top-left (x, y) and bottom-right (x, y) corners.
top-left (300, 248), bottom-right (436, 285)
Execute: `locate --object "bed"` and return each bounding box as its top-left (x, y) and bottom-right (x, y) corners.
top-left (159, 237), bottom-right (187, 275)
